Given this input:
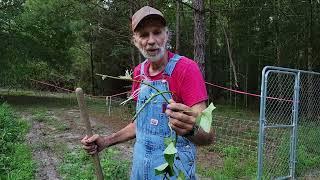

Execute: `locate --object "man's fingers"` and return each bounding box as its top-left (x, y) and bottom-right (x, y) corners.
top-left (165, 109), bottom-right (193, 124)
top-left (170, 123), bottom-right (188, 136)
top-left (83, 144), bottom-right (97, 150)
top-left (167, 102), bottom-right (189, 111)
top-left (80, 135), bottom-right (89, 145)
top-left (167, 100), bottom-right (197, 117)
top-left (86, 134), bottom-right (99, 143)
top-left (169, 118), bottom-right (193, 131)
top-left (168, 99), bottom-right (175, 103)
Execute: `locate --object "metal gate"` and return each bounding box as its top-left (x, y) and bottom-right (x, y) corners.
top-left (257, 66), bottom-right (320, 179)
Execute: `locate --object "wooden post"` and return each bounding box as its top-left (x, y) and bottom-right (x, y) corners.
top-left (75, 88), bottom-right (104, 180)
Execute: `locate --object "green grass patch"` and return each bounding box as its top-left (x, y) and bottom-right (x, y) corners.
top-left (198, 145), bottom-right (257, 179)
top-left (59, 147), bottom-right (130, 180)
top-left (31, 108), bottom-right (69, 131)
top-left (262, 124), bottom-right (320, 178)
top-left (0, 103), bottom-right (35, 179)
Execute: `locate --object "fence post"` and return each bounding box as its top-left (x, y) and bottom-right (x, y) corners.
top-left (257, 67), bottom-right (269, 180)
top-left (289, 71), bottom-right (301, 179)
top-left (108, 97), bottom-right (112, 116)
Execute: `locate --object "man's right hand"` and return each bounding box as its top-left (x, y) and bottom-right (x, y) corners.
top-left (81, 134), bottom-right (108, 155)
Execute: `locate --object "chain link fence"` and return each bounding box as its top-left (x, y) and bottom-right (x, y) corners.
top-left (258, 67), bottom-right (320, 179)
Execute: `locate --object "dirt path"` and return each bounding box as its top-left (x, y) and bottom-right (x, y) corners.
top-left (20, 106), bottom-right (133, 180)
top-left (19, 104), bottom-right (219, 180)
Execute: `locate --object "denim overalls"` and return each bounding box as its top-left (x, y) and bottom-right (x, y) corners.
top-left (131, 54), bottom-right (196, 180)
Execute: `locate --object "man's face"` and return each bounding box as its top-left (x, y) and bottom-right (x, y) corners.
top-left (133, 19), bottom-right (168, 62)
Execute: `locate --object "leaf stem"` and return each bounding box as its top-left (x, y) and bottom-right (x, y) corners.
top-left (96, 73), bottom-right (170, 104)
top-left (131, 91), bottom-right (172, 121)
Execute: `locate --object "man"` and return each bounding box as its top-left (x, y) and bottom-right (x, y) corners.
top-left (81, 6), bottom-right (214, 180)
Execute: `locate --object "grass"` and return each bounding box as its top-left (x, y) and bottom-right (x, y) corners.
top-left (198, 144), bottom-right (257, 180)
top-left (1, 90), bottom-right (319, 179)
top-left (59, 147), bottom-right (130, 180)
top-left (261, 122), bottom-right (320, 179)
top-left (31, 108), bottom-right (70, 131)
top-left (0, 103), bottom-right (35, 179)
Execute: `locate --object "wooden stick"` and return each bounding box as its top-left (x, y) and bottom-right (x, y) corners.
top-left (75, 88), bottom-right (104, 180)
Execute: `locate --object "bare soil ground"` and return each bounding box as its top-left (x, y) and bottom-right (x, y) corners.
top-left (19, 105), bottom-right (134, 180)
top-left (17, 104), bottom-right (221, 180)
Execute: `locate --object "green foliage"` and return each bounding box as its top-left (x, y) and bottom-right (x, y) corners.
top-left (32, 109), bottom-right (48, 122)
top-left (196, 103), bottom-right (216, 133)
top-left (1, 0), bottom-right (320, 100)
top-left (295, 125), bottom-right (320, 176)
top-left (0, 103), bottom-right (35, 179)
top-left (265, 125), bottom-right (320, 178)
top-left (59, 148), bottom-right (130, 180)
top-left (198, 145), bottom-right (257, 179)
top-left (5, 143), bottom-right (34, 180)
top-left (155, 141), bottom-right (177, 177)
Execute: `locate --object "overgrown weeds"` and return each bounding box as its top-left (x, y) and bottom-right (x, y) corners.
top-left (59, 147), bottom-right (130, 180)
top-left (0, 103), bottom-right (35, 179)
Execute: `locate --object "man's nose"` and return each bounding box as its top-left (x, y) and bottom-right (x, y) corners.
top-left (147, 34), bottom-right (156, 45)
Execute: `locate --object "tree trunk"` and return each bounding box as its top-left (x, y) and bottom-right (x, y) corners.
top-left (274, 0), bottom-right (283, 102)
top-left (175, 0), bottom-right (180, 53)
top-left (192, 0), bottom-right (205, 77)
top-left (129, 0), bottom-right (136, 67)
top-left (207, 0), bottom-right (216, 101)
top-left (148, 0), bottom-right (154, 7)
top-left (307, 0), bottom-right (313, 119)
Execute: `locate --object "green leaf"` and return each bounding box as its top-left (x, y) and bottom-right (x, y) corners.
top-left (164, 137), bottom-right (175, 147)
top-left (155, 163), bottom-right (169, 176)
top-left (164, 153), bottom-right (175, 167)
top-left (164, 142), bottom-right (177, 166)
top-left (167, 165), bottom-right (175, 177)
top-left (177, 170), bottom-right (186, 180)
top-left (196, 103), bottom-right (216, 133)
top-left (164, 142), bottom-right (177, 155)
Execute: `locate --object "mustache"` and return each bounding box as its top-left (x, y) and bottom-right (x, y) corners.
top-left (145, 46), bottom-right (160, 50)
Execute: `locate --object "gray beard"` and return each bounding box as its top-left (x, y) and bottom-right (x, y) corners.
top-left (139, 46), bottom-right (166, 62)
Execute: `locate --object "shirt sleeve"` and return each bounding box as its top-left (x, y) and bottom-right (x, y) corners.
top-left (178, 61), bottom-right (208, 107)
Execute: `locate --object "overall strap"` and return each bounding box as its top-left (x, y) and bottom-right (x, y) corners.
top-left (163, 54), bottom-right (181, 76)
top-left (140, 54), bottom-right (181, 77)
top-left (140, 60), bottom-right (148, 76)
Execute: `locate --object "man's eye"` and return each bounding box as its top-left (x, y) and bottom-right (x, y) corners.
top-left (153, 31), bottom-right (161, 35)
top-left (140, 33), bottom-right (148, 38)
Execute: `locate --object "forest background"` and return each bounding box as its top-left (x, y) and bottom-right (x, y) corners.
top-left (1, 0), bottom-right (320, 107)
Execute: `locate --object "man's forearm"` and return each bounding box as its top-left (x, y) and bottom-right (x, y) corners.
top-left (104, 122), bottom-right (136, 148)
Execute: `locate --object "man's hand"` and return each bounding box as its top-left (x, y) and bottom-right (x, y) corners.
top-left (165, 99), bottom-right (199, 136)
top-left (81, 134), bottom-right (109, 155)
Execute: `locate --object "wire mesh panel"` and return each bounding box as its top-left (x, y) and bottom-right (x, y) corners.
top-left (261, 70), bottom-right (296, 179)
top-left (258, 67), bottom-right (320, 179)
top-left (296, 73), bottom-right (320, 178)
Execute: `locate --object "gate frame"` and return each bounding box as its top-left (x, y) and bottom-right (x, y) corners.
top-left (257, 66), bottom-right (315, 180)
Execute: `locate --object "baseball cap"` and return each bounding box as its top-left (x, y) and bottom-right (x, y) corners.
top-left (131, 6), bottom-right (166, 32)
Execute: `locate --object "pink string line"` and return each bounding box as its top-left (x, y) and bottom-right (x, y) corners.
top-left (30, 79), bottom-right (74, 93)
top-left (205, 82), bottom-right (294, 103)
top-left (30, 78), bottom-right (294, 103)
top-left (30, 79), bottom-right (129, 99)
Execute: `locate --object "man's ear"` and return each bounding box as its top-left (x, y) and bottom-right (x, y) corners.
top-left (131, 35), bottom-right (138, 47)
